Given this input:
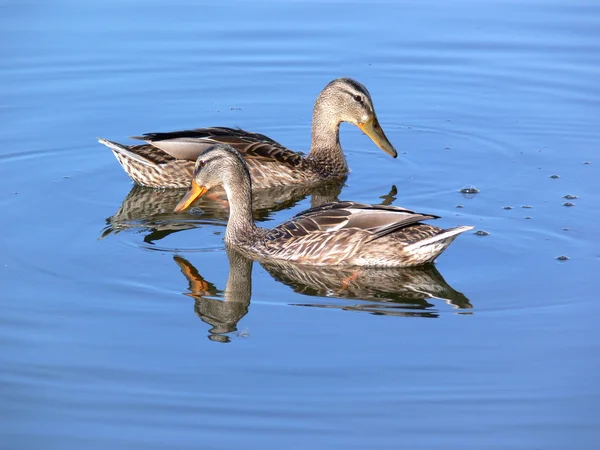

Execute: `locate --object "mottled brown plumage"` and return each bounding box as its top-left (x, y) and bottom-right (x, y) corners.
top-left (173, 144), bottom-right (473, 267)
top-left (98, 78), bottom-right (397, 189)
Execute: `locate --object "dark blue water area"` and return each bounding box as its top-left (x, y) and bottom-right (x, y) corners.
top-left (1, 0), bottom-right (599, 448)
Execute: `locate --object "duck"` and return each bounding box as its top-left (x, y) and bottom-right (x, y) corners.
top-left (173, 144), bottom-right (473, 267)
top-left (98, 78), bottom-right (397, 189)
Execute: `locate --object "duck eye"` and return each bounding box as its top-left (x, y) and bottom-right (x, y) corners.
top-left (354, 95), bottom-right (363, 103)
top-left (195, 160), bottom-right (206, 173)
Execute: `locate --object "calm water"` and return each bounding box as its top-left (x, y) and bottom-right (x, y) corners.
top-left (2, 0), bottom-right (599, 448)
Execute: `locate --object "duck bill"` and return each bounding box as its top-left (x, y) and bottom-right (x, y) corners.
top-left (174, 181), bottom-right (209, 213)
top-left (358, 116), bottom-right (397, 158)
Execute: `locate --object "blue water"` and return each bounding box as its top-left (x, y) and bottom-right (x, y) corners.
top-left (1, 0), bottom-right (599, 448)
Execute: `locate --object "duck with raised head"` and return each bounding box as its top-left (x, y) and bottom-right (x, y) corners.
top-left (98, 78), bottom-right (397, 189)
top-left (173, 144), bottom-right (473, 267)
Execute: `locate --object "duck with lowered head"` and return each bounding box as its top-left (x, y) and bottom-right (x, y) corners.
top-left (173, 144), bottom-right (472, 267)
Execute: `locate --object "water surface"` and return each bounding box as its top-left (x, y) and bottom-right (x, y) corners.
top-left (1, 0), bottom-right (599, 448)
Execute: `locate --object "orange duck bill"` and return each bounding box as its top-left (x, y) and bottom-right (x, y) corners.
top-left (174, 181), bottom-right (209, 213)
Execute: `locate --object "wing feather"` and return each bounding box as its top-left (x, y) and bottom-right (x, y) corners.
top-left (268, 201), bottom-right (439, 245)
top-left (132, 126), bottom-right (305, 167)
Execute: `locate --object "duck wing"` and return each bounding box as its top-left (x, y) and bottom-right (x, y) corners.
top-left (132, 126), bottom-right (304, 167)
top-left (266, 201), bottom-right (438, 242)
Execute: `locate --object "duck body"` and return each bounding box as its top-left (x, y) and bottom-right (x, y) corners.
top-left (174, 144), bottom-right (473, 268)
top-left (235, 201), bottom-right (473, 267)
top-left (99, 78), bottom-right (397, 189)
top-left (100, 127), bottom-right (339, 189)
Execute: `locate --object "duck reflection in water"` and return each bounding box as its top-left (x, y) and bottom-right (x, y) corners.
top-left (174, 250), bottom-right (472, 343)
top-left (175, 248), bottom-right (252, 344)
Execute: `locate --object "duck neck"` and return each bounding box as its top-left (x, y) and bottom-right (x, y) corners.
top-left (223, 177), bottom-right (257, 244)
top-left (308, 101), bottom-right (348, 175)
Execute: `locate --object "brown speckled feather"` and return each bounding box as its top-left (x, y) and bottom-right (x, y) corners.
top-left (106, 141), bottom-right (194, 188)
top-left (119, 143), bottom-right (177, 165)
top-left (242, 202), bottom-right (469, 267)
top-left (100, 128), bottom-right (324, 189)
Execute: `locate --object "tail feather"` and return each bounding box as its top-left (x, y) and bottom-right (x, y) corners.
top-left (98, 137), bottom-right (158, 168)
top-left (402, 225), bottom-right (473, 265)
top-left (405, 226), bottom-right (474, 252)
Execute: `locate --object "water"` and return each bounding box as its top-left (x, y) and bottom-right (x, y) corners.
top-left (1, 0), bottom-right (599, 448)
